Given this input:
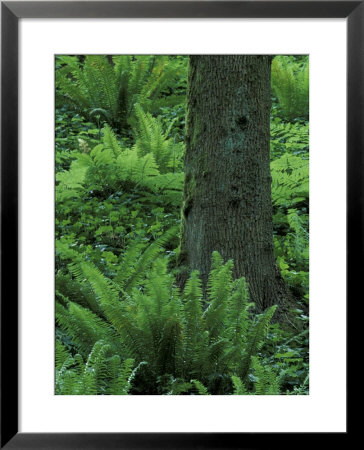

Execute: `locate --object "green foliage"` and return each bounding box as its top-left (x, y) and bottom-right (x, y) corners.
top-left (269, 58), bottom-right (309, 302)
top-left (55, 340), bottom-right (135, 395)
top-left (189, 355), bottom-right (282, 396)
top-left (232, 357), bottom-right (281, 395)
top-left (249, 356), bottom-right (281, 394)
top-left (231, 375), bottom-right (248, 395)
top-left (270, 152), bottom-right (309, 298)
top-left (56, 55), bottom-right (187, 134)
top-left (231, 356), bottom-right (282, 395)
top-left (56, 124), bottom-right (183, 275)
top-left (133, 104), bottom-right (184, 173)
top-left (270, 117), bottom-right (309, 159)
top-left (271, 153), bottom-right (309, 208)
top-left (55, 107), bottom-right (100, 172)
top-left (191, 380), bottom-right (211, 395)
top-left (239, 306), bottom-right (278, 380)
top-left (261, 312), bottom-right (309, 393)
top-left (271, 55), bottom-right (309, 121)
top-left (55, 54), bottom-right (309, 395)
top-left (56, 250), bottom-right (277, 394)
top-left (169, 356), bottom-right (282, 396)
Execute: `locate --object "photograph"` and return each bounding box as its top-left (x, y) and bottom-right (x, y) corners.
top-left (54, 54), bottom-right (309, 396)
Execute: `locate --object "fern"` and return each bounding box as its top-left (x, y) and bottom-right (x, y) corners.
top-left (56, 272), bottom-right (101, 316)
top-left (191, 380), bottom-right (210, 395)
top-left (55, 339), bottom-right (135, 395)
top-left (133, 104), bottom-right (183, 173)
top-left (271, 153), bottom-right (309, 208)
top-left (182, 271), bottom-right (204, 377)
top-left (86, 125), bottom-right (182, 202)
top-left (167, 380), bottom-right (193, 395)
top-left (101, 124), bottom-right (122, 157)
top-left (239, 305), bottom-right (278, 380)
top-left (250, 356), bottom-right (281, 394)
top-left (56, 155), bottom-right (89, 202)
top-left (231, 357), bottom-right (281, 395)
top-left (56, 55), bottom-right (186, 133)
top-left (56, 247), bottom-right (277, 394)
top-left (270, 117), bottom-right (309, 159)
top-left (225, 278), bottom-right (254, 371)
top-left (67, 261), bottom-right (124, 334)
top-left (56, 301), bottom-right (120, 358)
top-left (205, 252), bottom-right (233, 342)
top-left (55, 124), bottom-right (183, 277)
top-left (231, 375), bottom-right (248, 395)
top-left (55, 340), bottom-right (71, 370)
top-left (228, 278), bottom-right (251, 346)
top-left (114, 225), bottom-right (179, 292)
top-left (271, 152), bottom-right (309, 293)
top-left (271, 56), bottom-right (309, 121)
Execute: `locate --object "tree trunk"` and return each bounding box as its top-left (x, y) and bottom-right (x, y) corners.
top-left (178, 55), bottom-right (289, 314)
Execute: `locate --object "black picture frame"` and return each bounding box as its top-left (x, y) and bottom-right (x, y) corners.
top-left (1, 1), bottom-right (357, 448)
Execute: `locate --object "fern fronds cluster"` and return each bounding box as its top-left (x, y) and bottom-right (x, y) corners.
top-left (270, 151), bottom-right (309, 296)
top-left (270, 118), bottom-right (309, 159)
top-left (55, 54), bottom-right (308, 395)
top-left (271, 55), bottom-right (309, 121)
top-left (56, 246), bottom-right (278, 394)
top-left (232, 356), bottom-right (281, 395)
top-left (55, 122), bottom-right (183, 274)
top-left (56, 55), bottom-right (186, 133)
top-left (55, 340), bottom-right (135, 395)
top-left (56, 123), bottom-right (183, 205)
top-left (164, 357), bottom-right (282, 396)
top-left (133, 104), bottom-right (183, 173)
top-left (271, 153), bottom-right (309, 208)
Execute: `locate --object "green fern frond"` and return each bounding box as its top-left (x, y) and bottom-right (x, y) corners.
top-left (167, 380), bottom-right (193, 395)
top-left (191, 379), bottom-right (210, 395)
top-left (56, 340), bottom-right (135, 395)
top-left (56, 272), bottom-right (101, 316)
top-left (56, 246), bottom-right (281, 395)
top-left (67, 261), bottom-right (139, 343)
top-left (240, 305), bottom-right (277, 380)
top-left (250, 356), bottom-right (281, 395)
top-left (271, 56), bottom-right (309, 121)
top-left (56, 155), bottom-right (90, 202)
top-left (116, 226), bottom-right (179, 293)
top-left (55, 339), bottom-right (71, 370)
top-left (101, 124), bottom-right (122, 157)
top-left (271, 153), bottom-right (309, 207)
top-left (231, 375), bottom-right (248, 395)
top-left (56, 301), bottom-right (119, 358)
top-left (228, 277), bottom-right (251, 346)
top-left (205, 253), bottom-right (234, 341)
top-left (133, 104), bottom-right (183, 173)
top-left (56, 55), bottom-right (186, 133)
top-left (183, 271), bottom-right (204, 374)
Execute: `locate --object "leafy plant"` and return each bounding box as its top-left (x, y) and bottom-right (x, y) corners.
top-left (133, 104), bottom-right (184, 173)
top-left (56, 124), bottom-right (183, 274)
top-left (261, 314), bottom-right (309, 393)
top-left (55, 340), bottom-right (135, 395)
top-left (270, 152), bottom-right (309, 298)
top-left (56, 55), bottom-right (186, 134)
top-left (232, 356), bottom-right (281, 395)
top-left (271, 153), bottom-right (309, 208)
top-left (271, 55), bottom-right (309, 121)
top-left (56, 250), bottom-right (278, 394)
top-left (55, 54), bottom-right (309, 396)
top-left (270, 117), bottom-right (309, 160)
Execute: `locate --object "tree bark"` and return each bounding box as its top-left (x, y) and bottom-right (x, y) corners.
top-left (178, 55), bottom-right (290, 314)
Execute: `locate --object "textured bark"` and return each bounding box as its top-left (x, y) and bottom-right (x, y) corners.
top-left (178, 55), bottom-right (289, 314)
